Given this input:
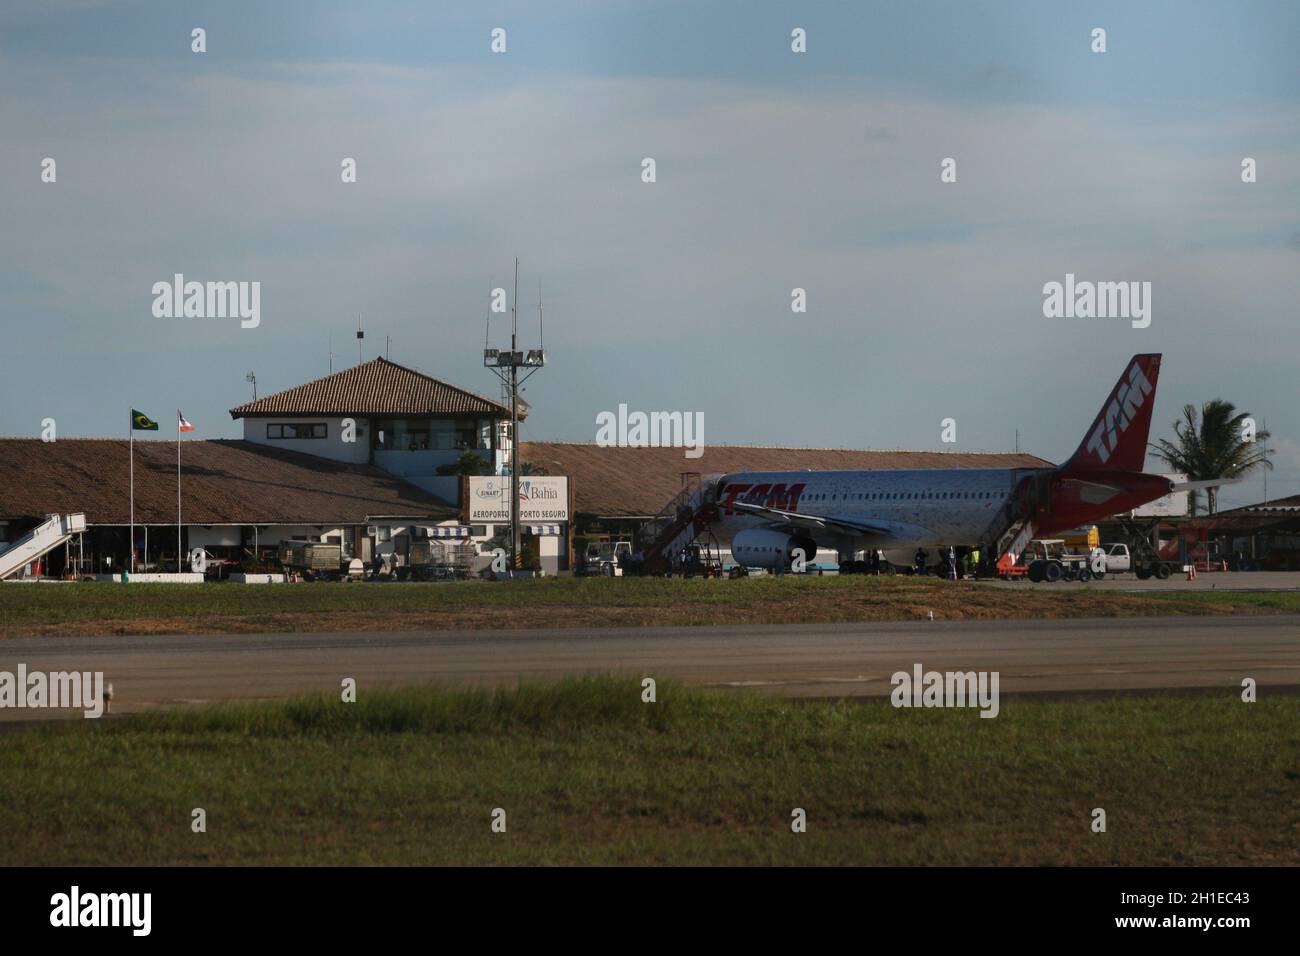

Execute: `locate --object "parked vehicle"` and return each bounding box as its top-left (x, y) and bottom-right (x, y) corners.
top-left (581, 540), bottom-right (632, 576)
top-left (1097, 543), bottom-right (1174, 580)
top-left (190, 548), bottom-right (240, 580)
top-left (1021, 539), bottom-right (1097, 582)
top-left (1100, 543), bottom-right (1131, 575)
top-left (277, 541), bottom-right (343, 580)
top-left (1056, 525), bottom-right (1100, 551)
top-left (403, 540), bottom-right (475, 580)
top-left (1000, 538), bottom-right (1108, 582)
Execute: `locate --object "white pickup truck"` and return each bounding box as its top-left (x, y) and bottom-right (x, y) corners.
top-left (1098, 543), bottom-right (1175, 580)
top-left (582, 540), bottom-right (632, 576)
top-left (1019, 539), bottom-right (1169, 583)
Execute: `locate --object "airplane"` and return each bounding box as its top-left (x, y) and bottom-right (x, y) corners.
top-left (709, 353), bottom-right (1210, 572)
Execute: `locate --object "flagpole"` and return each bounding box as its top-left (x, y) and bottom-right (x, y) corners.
top-left (177, 414), bottom-right (182, 574)
top-left (129, 410), bottom-right (134, 574)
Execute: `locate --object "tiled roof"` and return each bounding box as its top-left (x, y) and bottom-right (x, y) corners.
top-left (519, 442), bottom-right (1054, 517)
top-left (0, 439), bottom-right (458, 525)
top-left (1160, 496), bottom-right (1300, 533)
top-left (229, 358), bottom-right (514, 419)
top-left (1227, 494), bottom-right (1300, 515)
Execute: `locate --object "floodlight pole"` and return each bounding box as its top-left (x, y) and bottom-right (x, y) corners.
top-left (510, 259), bottom-right (520, 572)
top-left (483, 258), bottom-right (546, 577)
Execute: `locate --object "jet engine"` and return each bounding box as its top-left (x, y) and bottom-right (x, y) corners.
top-left (731, 529), bottom-right (818, 570)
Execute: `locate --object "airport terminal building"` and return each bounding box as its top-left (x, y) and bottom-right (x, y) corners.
top-left (0, 359), bottom-right (550, 577)
top-left (1, 355), bottom-right (1096, 580)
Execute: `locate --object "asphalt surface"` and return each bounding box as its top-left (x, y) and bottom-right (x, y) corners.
top-left (973, 570), bottom-right (1300, 591)
top-left (2, 615), bottom-right (1297, 719)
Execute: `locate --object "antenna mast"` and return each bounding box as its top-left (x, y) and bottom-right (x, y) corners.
top-left (484, 257), bottom-right (547, 574)
top-left (1262, 416), bottom-right (1268, 504)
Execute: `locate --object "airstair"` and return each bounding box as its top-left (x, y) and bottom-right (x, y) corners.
top-left (989, 470), bottom-right (1045, 573)
top-left (638, 474), bottom-right (722, 571)
top-left (996, 519), bottom-right (1036, 564)
top-left (0, 513), bottom-right (86, 580)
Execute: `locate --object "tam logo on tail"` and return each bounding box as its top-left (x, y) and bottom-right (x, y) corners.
top-left (1064, 354), bottom-right (1161, 472)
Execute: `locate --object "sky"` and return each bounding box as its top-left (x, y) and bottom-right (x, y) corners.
top-left (2, 0), bottom-right (1297, 508)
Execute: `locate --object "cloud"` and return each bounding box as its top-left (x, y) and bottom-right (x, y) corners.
top-left (1, 53), bottom-right (1298, 463)
top-left (967, 62), bottom-right (1027, 96)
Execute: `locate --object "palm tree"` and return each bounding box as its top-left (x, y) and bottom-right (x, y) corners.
top-left (1150, 400), bottom-right (1273, 514)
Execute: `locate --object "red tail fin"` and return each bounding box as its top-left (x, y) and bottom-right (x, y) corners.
top-left (1061, 354), bottom-right (1161, 473)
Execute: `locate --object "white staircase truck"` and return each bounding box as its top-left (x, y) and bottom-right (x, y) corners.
top-left (996, 517), bottom-right (1037, 566)
top-left (0, 513), bottom-right (86, 580)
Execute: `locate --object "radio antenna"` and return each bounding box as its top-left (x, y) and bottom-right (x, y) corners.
top-left (482, 258), bottom-right (546, 576)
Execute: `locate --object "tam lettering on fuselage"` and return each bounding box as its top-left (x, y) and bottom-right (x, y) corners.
top-left (720, 481), bottom-right (807, 513)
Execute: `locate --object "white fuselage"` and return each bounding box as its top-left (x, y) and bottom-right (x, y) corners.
top-left (715, 467), bottom-right (1046, 556)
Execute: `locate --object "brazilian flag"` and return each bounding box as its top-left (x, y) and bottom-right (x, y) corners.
top-left (131, 409), bottom-right (159, 431)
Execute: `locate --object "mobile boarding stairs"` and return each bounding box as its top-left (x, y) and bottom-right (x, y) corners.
top-left (637, 475), bottom-right (723, 573)
top-left (0, 513), bottom-right (86, 580)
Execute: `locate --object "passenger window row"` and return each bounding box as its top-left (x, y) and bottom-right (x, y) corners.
top-left (804, 491), bottom-right (1007, 502)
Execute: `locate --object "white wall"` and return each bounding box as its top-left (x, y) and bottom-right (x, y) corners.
top-left (269, 526), bottom-right (348, 546)
top-left (538, 534), bottom-right (560, 575)
top-left (374, 449), bottom-right (464, 476)
top-left (188, 525), bottom-right (349, 549)
top-left (242, 416), bottom-right (505, 485)
top-left (187, 526), bottom-right (242, 548)
top-left (242, 416), bottom-right (370, 465)
top-left (403, 475), bottom-right (460, 504)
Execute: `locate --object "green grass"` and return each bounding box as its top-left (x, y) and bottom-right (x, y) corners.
top-left (1144, 589), bottom-right (1300, 611)
top-left (2, 678), bottom-right (1296, 865)
top-left (3, 576), bottom-right (1298, 638)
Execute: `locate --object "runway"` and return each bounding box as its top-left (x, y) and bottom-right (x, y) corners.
top-left (973, 570), bottom-right (1300, 591)
top-left (2, 615), bottom-right (1298, 719)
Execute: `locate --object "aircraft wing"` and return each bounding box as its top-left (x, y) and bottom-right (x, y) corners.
top-left (728, 499), bottom-right (926, 540)
top-left (1170, 476), bottom-right (1244, 493)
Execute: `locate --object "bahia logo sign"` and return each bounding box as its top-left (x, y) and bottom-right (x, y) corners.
top-left (518, 479), bottom-right (559, 504)
top-left (467, 477), bottom-right (569, 523)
